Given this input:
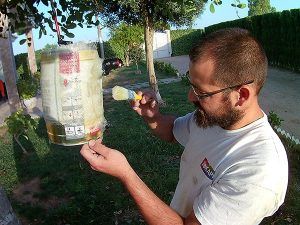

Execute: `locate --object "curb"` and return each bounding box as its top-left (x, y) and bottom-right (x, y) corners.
top-left (274, 126), bottom-right (300, 145)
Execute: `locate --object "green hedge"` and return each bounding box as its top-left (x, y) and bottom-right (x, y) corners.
top-left (96, 41), bottom-right (122, 60)
top-left (170, 29), bottom-right (204, 56)
top-left (14, 50), bottom-right (42, 79)
top-left (205, 9), bottom-right (300, 72)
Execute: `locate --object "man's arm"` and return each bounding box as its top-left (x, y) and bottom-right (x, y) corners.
top-left (123, 166), bottom-right (201, 225)
top-left (80, 141), bottom-right (201, 225)
top-left (143, 113), bottom-right (177, 142)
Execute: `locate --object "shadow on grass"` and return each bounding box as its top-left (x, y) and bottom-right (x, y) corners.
top-left (11, 117), bottom-right (136, 225)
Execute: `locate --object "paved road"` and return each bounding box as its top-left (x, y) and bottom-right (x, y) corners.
top-left (158, 55), bottom-right (300, 139)
top-left (1, 55), bottom-right (299, 139)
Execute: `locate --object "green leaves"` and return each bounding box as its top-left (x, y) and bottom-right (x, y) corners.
top-left (208, 0), bottom-right (246, 13)
top-left (5, 110), bottom-right (37, 136)
top-left (237, 3), bottom-right (247, 9)
top-left (41, 0), bottom-right (49, 6)
top-left (65, 22), bottom-right (77, 29)
top-left (109, 23), bottom-right (144, 62)
top-left (231, 3), bottom-right (246, 8)
top-left (210, 3), bottom-right (215, 13)
top-left (38, 26), bottom-right (47, 39)
top-left (213, 0), bottom-right (222, 5)
top-left (39, 29), bottom-right (43, 39)
top-left (61, 15), bottom-right (66, 23)
top-left (61, 26), bottom-right (75, 38)
top-left (19, 39), bottom-right (27, 45)
top-left (248, 0), bottom-right (275, 16)
top-left (65, 32), bottom-right (75, 38)
top-left (268, 111), bottom-right (284, 128)
top-left (17, 77), bottom-right (39, 100)
top-left (19, 37), bottom-right (32, 45)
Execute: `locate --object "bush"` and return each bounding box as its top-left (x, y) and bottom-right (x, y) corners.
top-left (170, 29), bottom-right (204, 56)
top-left (154, 61), bottom-right (178, 76)
top-left (130, 46), bottom-right (145, 72)
top-left (5, 110), bottom-right (37, 154)
top-left (17, 77), bottom-right (39, 100)
top-left (180, 71), bottom-right (190, 86)
top-left (205, 9), bottom-right (300, 72)
top-left (33, 71), bottom-right (41, 88)
top-left (268, 111), bottom-right (284, 128)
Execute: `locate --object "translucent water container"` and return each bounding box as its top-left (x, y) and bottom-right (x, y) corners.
top-left (40, 43), bottom-right (106, 146)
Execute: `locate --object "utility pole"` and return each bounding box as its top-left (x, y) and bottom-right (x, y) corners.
top-left (96, 15), bottom-right (104, 59)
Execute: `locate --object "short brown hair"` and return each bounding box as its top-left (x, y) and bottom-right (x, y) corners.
top-left (189, 28), bottom-right (268, 94)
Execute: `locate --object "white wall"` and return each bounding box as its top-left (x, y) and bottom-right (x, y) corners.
top-left (153, 30), bottom-right (172, 59)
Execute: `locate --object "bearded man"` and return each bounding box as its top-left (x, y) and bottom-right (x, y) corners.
top-left (81, 28), bottom-right (288, 225)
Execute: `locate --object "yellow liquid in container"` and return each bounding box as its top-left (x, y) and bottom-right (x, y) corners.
top-left (40, 43), bottom-right (106, 146)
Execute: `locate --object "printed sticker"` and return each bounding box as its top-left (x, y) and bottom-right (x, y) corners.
top-left (59, 52), bottom-right (80, 74)
top-left (75, 126), bottom-right (85, 136)
top-left (65, 126), bottom-right (75, 136)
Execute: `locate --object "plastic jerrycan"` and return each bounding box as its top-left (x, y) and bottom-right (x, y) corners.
top-left (40, 43), bottom-right (106, 145)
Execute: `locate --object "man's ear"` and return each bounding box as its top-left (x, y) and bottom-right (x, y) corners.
top-left (236, 87), bottom-right (250, 106)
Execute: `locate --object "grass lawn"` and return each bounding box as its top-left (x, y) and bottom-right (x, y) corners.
top-left (0, 65), bottom-right (299, 224)
top-left (102, 62), bottom-right (176, 89)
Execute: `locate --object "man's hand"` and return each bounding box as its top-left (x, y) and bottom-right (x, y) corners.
top-left (130, 89), bottom-right (176, 142)
top-left (80, 140), bottom-right (201, 225)
top-left (131, 90), bottom-right (160, 121)
top-left (80, 139), bottom-right (133, 182)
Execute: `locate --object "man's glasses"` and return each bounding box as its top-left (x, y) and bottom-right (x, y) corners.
top-left (187, 75), bottom-right (254, 100)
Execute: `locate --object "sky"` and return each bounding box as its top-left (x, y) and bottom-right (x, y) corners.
top-left (12, 0), bottom-right (300, 55)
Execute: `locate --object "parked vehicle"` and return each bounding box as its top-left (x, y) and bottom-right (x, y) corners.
top-left (0, 80), bottom-right (7, 101)
top-left (102, 58), bottom-right (123, 75)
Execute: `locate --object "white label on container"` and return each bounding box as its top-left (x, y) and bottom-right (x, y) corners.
top-left (75, 126), bottom-right (85, 136)
top-left (65, 126), bottom-right (75, 136)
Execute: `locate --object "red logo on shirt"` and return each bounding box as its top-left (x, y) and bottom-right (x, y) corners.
top-left (201, 158), bottom-right (215, 180)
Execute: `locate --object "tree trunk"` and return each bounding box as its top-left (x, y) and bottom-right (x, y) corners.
top-left (0, 27), bottom-right (22, 113)
top-left (144, 17), bottom-right (163, 104)
top-left (25, 27), bottom-right (37, 75)
top-left (125, 50), bottom-right (130, 66)
top-left (0, 187), bottom-right (22, 225)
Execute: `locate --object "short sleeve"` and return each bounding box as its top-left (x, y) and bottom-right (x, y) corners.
top-left (193, 175), bottom-right (277, 225)
top-left (173, 112), bottom-right (194, 147)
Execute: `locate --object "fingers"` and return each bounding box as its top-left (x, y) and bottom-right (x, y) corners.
top-left (131, 90), bottom-right (157, 109)
top-left (141, 92), bottom-right (156, 105)
top-left (80, 143), bottom-right (99, 165)
top-left (150, 99), bottom-right (157, 108)
top-left (87, 139), bottom-right (110, 158)
top-left (80, 139), bottom-right (107, 164)
top-left (81, 144), bottom-right (106, 174)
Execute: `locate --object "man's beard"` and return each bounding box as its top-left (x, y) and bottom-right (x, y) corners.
top-left (193, 96), bottom-right (244, 129)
